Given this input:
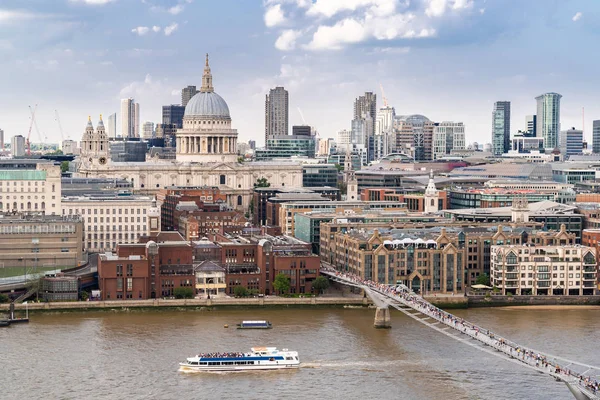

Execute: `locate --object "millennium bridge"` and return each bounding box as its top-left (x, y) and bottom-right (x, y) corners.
top-left (320, 267), bottom-right (600, 400)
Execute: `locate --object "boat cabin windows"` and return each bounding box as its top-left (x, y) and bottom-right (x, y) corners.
top-left (286, 357), bottom-right (294, 360)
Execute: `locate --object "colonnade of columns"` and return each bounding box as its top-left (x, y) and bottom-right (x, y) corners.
top-left (176, 136), bottom-right (237, 154)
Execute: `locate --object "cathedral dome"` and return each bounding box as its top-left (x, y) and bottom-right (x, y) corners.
top-left (184, 91), bottom-right (230, 118)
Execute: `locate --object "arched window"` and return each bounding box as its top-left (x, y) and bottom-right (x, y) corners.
top-left (0, 202), bottom-right (3, 210)
top-left (27, 202), bottom-right (31, 210)
top-left (52, 184), bottom-right (55, 193)
top-left (41, 201), bottom-right (45, 210)
top-left (20, 203), bottom-right (24, 210)
top-left (506, 252), bottom-right (517, 265)
top-left (12, 202), bottom-right (17, 210)
top-left (237, 195), bottom-right (242, 206)
top-left (430, 199), bottom-right (435, 206)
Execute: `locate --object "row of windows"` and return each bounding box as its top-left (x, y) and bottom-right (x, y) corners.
top-left (0, 202), bottom-right (48, 210)
top-left (84, 217), bottom-right (146, 223)
top-left (85, 224), bottom-right (145, 231)
top-left (66, 208), bottom-right (146, 215)
top-left (0, 195), bottom-right (49, 200)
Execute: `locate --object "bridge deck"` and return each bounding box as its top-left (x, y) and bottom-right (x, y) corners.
top-left (322, 268), bottom-right (600, 400)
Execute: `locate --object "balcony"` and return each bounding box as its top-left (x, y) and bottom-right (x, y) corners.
top-left (583, 273), bottom-right (596, 280)
top-left (504, 281), bottom-right (518, 288)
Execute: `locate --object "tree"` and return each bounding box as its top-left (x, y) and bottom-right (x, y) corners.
top-left (476, 273), bottom-right (490, 286)
top-left (334, 163), bottom-right (344, 172)
top-left (312, 276), bottom-right (330, 294)
top-left (254, 177), bottom-right (270, 188)
top-left (173, 287), bottom-right (194, 299)
top-left (60, 161), bottom-right (70, 174)
top-left (80, 291), bottom-right (89, 301)
top-left (234, 286), bottom-right (249, 298)
top-left (273, 273), bottom-right (291, 295)
top-left (0, 293), bottom-right (8, 303)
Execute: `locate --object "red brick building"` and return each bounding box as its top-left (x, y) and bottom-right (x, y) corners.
top-left (360, 188), bottom-right (448, 212)
top-left (158, 186), bottom-right (226, 231)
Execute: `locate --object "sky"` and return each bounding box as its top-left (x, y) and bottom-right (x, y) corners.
top-left (0, 0), bottom-right (599, 146)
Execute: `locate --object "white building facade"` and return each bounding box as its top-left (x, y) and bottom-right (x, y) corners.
top-left (0, 162), bottom-right (61, 215)
top-left (433, 122), bottom-right (465, 160)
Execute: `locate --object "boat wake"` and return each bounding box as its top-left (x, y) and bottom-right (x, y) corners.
top-left (301, 360), bottom-right (420, 369)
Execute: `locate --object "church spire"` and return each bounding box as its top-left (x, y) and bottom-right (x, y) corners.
top-left (200, 53), bottom-right (214, 93)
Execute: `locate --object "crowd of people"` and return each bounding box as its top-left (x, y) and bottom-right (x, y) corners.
top-left (321, 266), bottom-right (599, 397)
top-left (197, 352), bottom-right (245, 359)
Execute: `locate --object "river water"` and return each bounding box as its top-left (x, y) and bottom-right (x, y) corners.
top-left (2, 306), bottom-right (600, 400)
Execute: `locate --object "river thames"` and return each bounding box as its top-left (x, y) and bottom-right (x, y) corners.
top-left (2, 306), bottom-right (600, 399)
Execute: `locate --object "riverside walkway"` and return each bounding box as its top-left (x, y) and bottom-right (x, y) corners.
top-left (321, 267), bottom-right (600, 400)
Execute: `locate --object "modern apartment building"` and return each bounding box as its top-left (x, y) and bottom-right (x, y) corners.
top-left (559, 127), bottom-right (583, 158)
top-left (121, 98), bottom-right (140, 138)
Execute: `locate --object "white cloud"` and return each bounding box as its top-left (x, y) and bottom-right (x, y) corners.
top-left (164, 22), bottom-right (178, 36)
top-left (479, 8), bottom-right (485, 15)
top-left (306, 19), bottom-right (367, 50)
top-left (275, 29), bottom-right (302, 51)
top-left (264, 4), bottom-right (287, 27)
top-left (0, 9), bottom-right (53, 23)
top-left (152, 25), bottom-right (161, 32)
top-left (306, 0), bottom-right (397, 19)
top-left (168, 5), bottom-right (184, 15)
top-left (425, 0), bottom-right (447, 17)
top-left (572, 12), bottom-right (582, 22)
top-left (131, 26), bottom-right (150, 36)
top-left (451, 0), bottom-right (473, 10)
top-left (69, 0), bottom-right (115, 4)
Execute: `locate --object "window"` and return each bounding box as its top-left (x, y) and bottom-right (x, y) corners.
top-left (220, 175), bottom-right (226, 185)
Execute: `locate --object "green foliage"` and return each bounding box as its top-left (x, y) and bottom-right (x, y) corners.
top-left (312, 276), bottom-right (330, 294)
top-left (173, 287), bottom-right (194, 299)
top-left (334, 163), bottom-right (344, 172)
top-left (0, 293), bottom-right (8, 303)
top-left (80, 291), bottom-right (89, 301)
top-left (254, 177), bottom-right (271, 188)
top-left (337, 181), bottom-right (347, 195)
top-left (273, 273), bottom-right (291, 295)
top-left (60, 161), bottom-right (70, 174)
top-left (234, 286), bottom-right (249, 297)
top-left (237, 156), bottom-right (245, 163)
top-left (475, 273), bottom-right (490, 286)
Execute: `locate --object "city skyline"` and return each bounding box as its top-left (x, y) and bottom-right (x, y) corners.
top-left (0, 0), bottom-right (597, 145)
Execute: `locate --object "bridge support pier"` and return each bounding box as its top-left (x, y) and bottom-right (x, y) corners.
top-left (565, 383), bottom-right (592, 400)
top-left (374, 306), bottom-right (391, 329)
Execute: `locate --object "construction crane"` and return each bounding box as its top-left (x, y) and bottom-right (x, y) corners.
top-left (297, 107), bottom-right (308, 125)
top-left (26, 105), bottom-right (38, 156)
top-left (55, 110), bottom-right (65, 142)
top-left (379, 83), bottom-right (389, 107)
top-left (29, 106), bottom-right (45, 151)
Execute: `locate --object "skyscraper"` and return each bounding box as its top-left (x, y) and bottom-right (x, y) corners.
top-left (107, 113), bottom-right (117, 138)
top-left (559, 127), bottom-right (583, 157)
top-left (593, 120), bottom-right (600, 154)
top-left (535, 92), bottom-right (562, 149)
top-left (0, 129), bottom-right (4, 150)
top-left (182, 85), bottom-right (199, 107)
top-left (492, 101), bottom-right (511, 156)
top-left (162, 105), bottom-right (185, 129)
top-left (265, 86), bottom-right (289, 144)
top-left (121, 98), bottom-right (139, 138)
top-left (525, 115), bottom-right (537, 137)
top-left (11, 135), bottom-right (25, 157)
top-left (353, 92), bottom-right (377, 161)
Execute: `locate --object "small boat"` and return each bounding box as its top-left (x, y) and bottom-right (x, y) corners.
top-left (236, 320), bottom-right (272, 329)
top-left (179, 347), bottom-right (299, 372)
top-left (0, 320), bottom-right (11, 327)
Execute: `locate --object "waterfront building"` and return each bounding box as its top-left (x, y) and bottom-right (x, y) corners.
top-left (491, 239), bottom-right (596, 296)
top-left (559, 127), bottom-right (583, 158)
top-left (76, 55), bottom-right (303, 211)
top-left (0, 214), bottom-right (83, 270)
top-left (535, 92), bottom-right (562, 149)
top-left (182, 85), bottom-right (199, 107)
top-left (162, 105), bottom-right (185, 129)
top-left (11, 135), bottom-right (25, 157)
top-left (121, 98), bottom-right (139, 138)
top-left (61, 194), bottom-right (155, 252)
top-left (433, 122), bottom-right (465, 160)
top-left (41, 275), bottom-right (79, 302)
top-left (107, 113), bottom-right (117, 139)
top-left (526, 115), bottom-right (537, 136)
top-left (194, 260), bottom-right (226, 296)
top-left (0, 160), bottom-right (61, 215)
top-left (265, 86), bottom-right (289, 143)
top-left (492, 101), bottom-right (511, 156)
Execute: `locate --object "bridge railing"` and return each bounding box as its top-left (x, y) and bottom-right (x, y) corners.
top-left (321, 266), bottom-right (600, 398)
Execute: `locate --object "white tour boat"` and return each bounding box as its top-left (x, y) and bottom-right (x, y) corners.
top-left (179, 347), bottom-right (300, 372)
